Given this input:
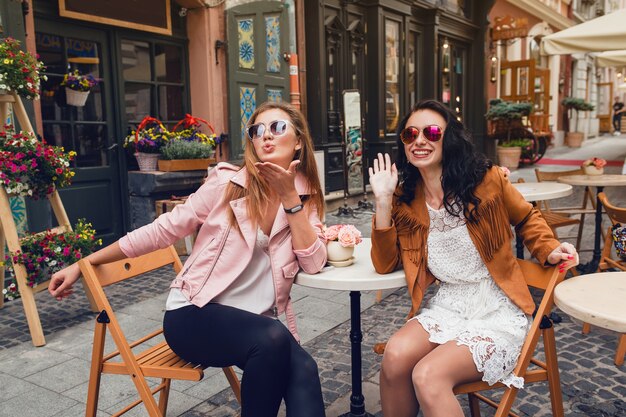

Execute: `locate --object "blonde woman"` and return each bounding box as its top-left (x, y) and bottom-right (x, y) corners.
top-left (50, 102), bottom-right (327, 417)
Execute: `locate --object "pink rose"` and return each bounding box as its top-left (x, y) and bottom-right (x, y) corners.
top-left (324, 224), bottom-right (342, 241)
top-left (337, 225), bottom-right (362, 247)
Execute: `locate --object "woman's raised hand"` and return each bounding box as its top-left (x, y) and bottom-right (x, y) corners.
top-left (255, 160), bottom-right (300, 198)
top-left (547, 242), bottom-right (579, 273)
top-left (368, 153), bottom-right (398, 200)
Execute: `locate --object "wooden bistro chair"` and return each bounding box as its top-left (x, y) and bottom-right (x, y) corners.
top-left (598, 192), bottom-right (626, 272)
top-left (373, 260), bottom-right (566, 417)
top-left (534, 168), bottom-right (597, 252)
top-left (78, 246), bottom-right (241, 417)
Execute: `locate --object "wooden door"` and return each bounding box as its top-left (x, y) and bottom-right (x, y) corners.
top-left (500, 59), bottom-right (535, 102)
top-left (533, 67), bottom-right (550, 115)
top-left (35, 21), bottom-right (124, 245)
top-left (597, 82), bottom-right (613, 133)
top-left (226, 1), bottom-right (290, 159)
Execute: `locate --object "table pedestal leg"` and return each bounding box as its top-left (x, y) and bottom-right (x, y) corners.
top-left (516, 233), bottom-right (524, 259)
top-left (577, 186), bottom-right (604, 274)
top-left (339, 291), bottom-right (374, 417)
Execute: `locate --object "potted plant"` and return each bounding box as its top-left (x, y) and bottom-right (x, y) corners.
top-left (60, 70), bottom-right (98, 106)
top-left (0, 37), bottom-right (46, 100)
top-left (581, 157), bottom-right (607, 176)
top-left (561, 97), bottom-right (594, 148)
top-left (485, 99), bottom-right (533, 170)
top-left (3, 219), bottom-right (101, 301)
top-left (123, 117), bottom-right (171, 171)
top-left (323, 224), bottom-right (363, 267)
top-left (158, 140), bottom-right (216, 171)
top-left (0, 125), bottom-right (76, 199)
top-left (156, 114), bottom-right (218, 171)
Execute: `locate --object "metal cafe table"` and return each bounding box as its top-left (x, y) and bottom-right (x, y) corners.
top-left (512, 181), bottom-right (573, 258)
top-left (295, 238), bottom-right (406, 417)
top-left (554, 271), bottom-right (626, 366)
top-left (557, 174), bottom-right (626, 273)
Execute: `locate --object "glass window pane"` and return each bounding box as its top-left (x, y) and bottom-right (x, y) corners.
top-left (75, 124), bottom-right (107, 167)
top-left (76, 82), bottom-right (105, 121)
top-left (43, 123), bottom-right (72, 150)
top-left (385, 19), bottom-right (400, 133)
top-left (41, 75), bottom-right (73, 120)
top-left (125, 83), bottom-right (152, 123)
top-left (155, 44), bottom-right (182, 83)
top-left (66, 37), bottom-right (101, 79)
top-left (122, 40), bottom-right (152, 81)
top-left (36, 33), bottom-right (65, 75)
top-left (159, 85), bottom-right (184, 121)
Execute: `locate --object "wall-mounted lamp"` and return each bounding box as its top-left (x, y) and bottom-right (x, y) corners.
top-left (618, 71), bottom-right (623, 79)
top-left (443, 38), bottom-right (449, 49)
top-left (490, 55), bottom-right (497, 83)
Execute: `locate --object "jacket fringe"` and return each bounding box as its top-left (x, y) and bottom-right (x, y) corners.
top-left (465, 195), bottom-right (512, 262)
top-left (393, 203), bottom-right (428, 269)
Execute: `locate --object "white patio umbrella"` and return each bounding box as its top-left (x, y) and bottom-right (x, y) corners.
top-left (541, 9), bottom-right (626, 55)
top-left (596, 50), bottom-right (626, 67)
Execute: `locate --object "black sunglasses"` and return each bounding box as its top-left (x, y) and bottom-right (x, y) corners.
top-left (400, 125), bottom-right (443, 145)
top-left (247, 120), bottom-right (292, 141)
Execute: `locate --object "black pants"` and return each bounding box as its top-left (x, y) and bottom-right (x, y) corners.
top-left (163, 303), bottom-right (325, 417)
top-left (613, 114), bottom-right (622, 131)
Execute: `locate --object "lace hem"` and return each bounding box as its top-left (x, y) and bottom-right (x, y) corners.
top-left (415, 315), bottom-right (526, 388)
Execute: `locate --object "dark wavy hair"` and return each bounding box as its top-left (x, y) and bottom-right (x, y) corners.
top-left (396, 99), bottom-right (493, 223)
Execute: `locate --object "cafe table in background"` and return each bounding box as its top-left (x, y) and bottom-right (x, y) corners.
top-left (557, 174), bottom-right (626, 273)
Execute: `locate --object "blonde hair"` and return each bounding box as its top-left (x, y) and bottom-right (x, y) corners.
top-left (223, 101), bottom-right (325, 227)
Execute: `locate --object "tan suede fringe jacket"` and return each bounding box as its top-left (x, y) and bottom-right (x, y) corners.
top-left (371, 166), bottom-right (560, 318)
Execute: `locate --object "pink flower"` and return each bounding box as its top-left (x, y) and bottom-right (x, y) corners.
top-left (326, 224), bottom-right (363, 247)
top-left (323, 224), bottom-right (342, 241)
top-left (582, 157), bottom-right (607, 169)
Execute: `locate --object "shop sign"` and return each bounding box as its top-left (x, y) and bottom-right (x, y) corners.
top-left (492, 15), bottom-right (529, 41)
top-left (59, 0), bottom-right (172, 36)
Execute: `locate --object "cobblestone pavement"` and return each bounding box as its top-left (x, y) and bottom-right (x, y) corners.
top-left (1, 137), bottom-right (626, 416)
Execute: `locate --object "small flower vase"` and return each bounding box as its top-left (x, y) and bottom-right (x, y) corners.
top-left (134, 152), bottom-right (159, 172)
top-left (327, 241), bottom-right (355, 263)
top-left (583, 165), bottom-right (604, 176)
top-left (65, 87), bottom-right (89, 106)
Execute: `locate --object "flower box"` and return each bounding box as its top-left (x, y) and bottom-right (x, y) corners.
top-left (157, 158), bottom-right (215, 172)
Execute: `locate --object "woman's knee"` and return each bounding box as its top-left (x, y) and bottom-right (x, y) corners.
top-left (411, 362), bottom-right (450, 405)
top-left (381, 336), bottom-right (418, 382)
top-left (255, 320), bottom-right (292, 356)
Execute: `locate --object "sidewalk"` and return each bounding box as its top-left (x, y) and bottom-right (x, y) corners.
top-left (1, 136), bottom-right (626, 417)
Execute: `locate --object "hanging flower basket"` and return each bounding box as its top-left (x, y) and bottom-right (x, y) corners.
top-left (65, 88), bottom-right (89, 106)
top-left (134, 152), bottom-right (160, 172)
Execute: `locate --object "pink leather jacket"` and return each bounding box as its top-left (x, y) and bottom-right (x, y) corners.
top-left (119, 163), bottom-right (327, 340)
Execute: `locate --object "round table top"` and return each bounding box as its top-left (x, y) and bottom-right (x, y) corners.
top-left (557, 174), bottom-right (626, 187)
top-left (554, 272), bottom-right (626, 333)
top-left (295, 238), bottom-right (407, 291)
top-left (512, 182), bottom-right (573, 202)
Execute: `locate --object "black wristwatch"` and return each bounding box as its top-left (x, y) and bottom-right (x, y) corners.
top-left (284, 204), bottom-right (304, 214)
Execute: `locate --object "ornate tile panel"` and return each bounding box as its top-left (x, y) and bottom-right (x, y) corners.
top-left (9, 196), bottom-right (27, 238)
top-left (265, 15), bottom-right (281, 73)
top-left (240, 86), bottom-right (257, 140)
top-left (267, 89), bottom-right (283, 103)
top-left (238, 18), bottom-right (255, 69)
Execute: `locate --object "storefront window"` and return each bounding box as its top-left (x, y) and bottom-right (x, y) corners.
top-left (439, 38), bottom-right (466, 121)
top-left (37, 32), bottom-right (108, 167)
top-left (122, 39), bottom-right (186, 126)
top-left (385, 19), bottom-right (400, 134)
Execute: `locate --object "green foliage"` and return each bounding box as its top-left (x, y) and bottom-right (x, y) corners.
top-left (561, 97), bottom-right (595, 112)
top-left (498, 138), bottom-right (532, 148)
top-left (160, 140), bottom-right (214, 160)
top-left (485, 99), bottom-right (533, 121)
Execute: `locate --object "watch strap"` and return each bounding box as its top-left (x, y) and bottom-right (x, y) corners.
top-left (284, 204), bottom-right (304, 214)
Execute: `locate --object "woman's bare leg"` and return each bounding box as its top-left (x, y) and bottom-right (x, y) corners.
top-left (380, 319), bottom-right (437, 417)
top-left (412, 341), bottom-right (483, 417)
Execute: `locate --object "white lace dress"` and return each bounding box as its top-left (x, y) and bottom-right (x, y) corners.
top-left (413, 203), bottom-right (531, 388)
